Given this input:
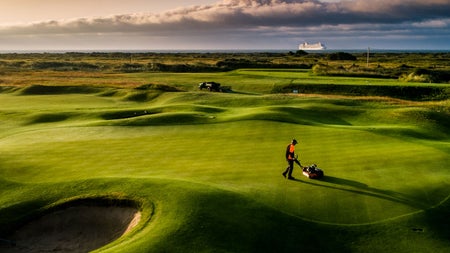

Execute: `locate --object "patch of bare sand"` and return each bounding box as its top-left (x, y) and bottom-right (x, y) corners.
top-left (2, 205), bottom-right (141, 253)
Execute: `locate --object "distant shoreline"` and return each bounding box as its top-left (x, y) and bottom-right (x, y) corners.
top-left (0, 49), bottom-right (449, 54)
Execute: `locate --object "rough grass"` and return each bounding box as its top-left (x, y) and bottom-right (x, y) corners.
top-left (0, 86), bottom-right (449, 252)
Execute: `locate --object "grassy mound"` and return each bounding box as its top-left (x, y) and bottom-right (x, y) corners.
top-left (25, 112), bottom-right (74, 124)
top-left (20, 84), bottom-right (102, 95)
top-left (0, 85), bottom-right (449, 252)
top-left (0, 178), bottom-right (448, 252)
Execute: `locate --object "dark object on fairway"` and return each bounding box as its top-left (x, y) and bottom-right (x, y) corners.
top-left (302, 164), bottom-right (324, 179)
top-left (199, 81), bottom-right (221, 92)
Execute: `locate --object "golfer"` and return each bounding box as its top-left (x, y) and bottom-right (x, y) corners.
top-left (282, 139), bottom-right (300, 180)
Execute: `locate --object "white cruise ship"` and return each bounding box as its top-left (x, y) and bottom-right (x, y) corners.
top-left (299, 42), bottom-right (326, 50)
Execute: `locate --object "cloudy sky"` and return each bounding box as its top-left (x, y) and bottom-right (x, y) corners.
top-left (0, 0), bottom-right (449, 51)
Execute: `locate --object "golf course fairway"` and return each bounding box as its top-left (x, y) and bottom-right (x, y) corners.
top-left (0, 86), bottom-right (449, 252)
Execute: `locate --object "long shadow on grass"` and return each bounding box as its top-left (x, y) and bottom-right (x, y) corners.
top-left (292, 176), bottom-right (427, 209)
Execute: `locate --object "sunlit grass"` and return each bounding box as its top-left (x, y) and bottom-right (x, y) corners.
top-left (0, 77), bottom-right (449, 252)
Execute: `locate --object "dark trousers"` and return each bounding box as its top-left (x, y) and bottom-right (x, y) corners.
top-left (284, 160), bottom-right (294, 177)
top-left (284, 159), bottom-right (301, 177)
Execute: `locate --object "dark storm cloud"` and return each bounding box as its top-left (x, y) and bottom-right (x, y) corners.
top-left (2, 0), bottom-right (449, 34)
top-left (0, 0), bottom-right (449, 49)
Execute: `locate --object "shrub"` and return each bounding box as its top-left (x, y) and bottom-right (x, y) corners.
top-left (119, 63), bottom-right (146, 73)
top-left (272, 83), bottom-right (449, 101)
top-left (312, 63), bottom-right (329, 75)
top-left (399, 72), bottom-right (431, 83)
top-left (399, 69), bottom-right (450, 83)
top-left (216, 58), bottom-right (255, 69)
top-left (293, 50), bottom-right (308, 56)
top-left (327, 52), bottom-right (357, 61)
top-left (31, 61), bottom-right (100, 71)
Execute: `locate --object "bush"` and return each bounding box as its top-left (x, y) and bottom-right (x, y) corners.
top-left (216, 58), bottom-right (255, 69)
top-left (119, 63), bottom-right (146, 73)
top-left (328, 52), bottom-right (357, 61)
top-left (272, 83), bottom-right (449, 101)
top-left (399, 69), bottom-right (450, 83)
top-left (31, 61), bottom-right (100, 71)
top-left (312, 64), bottom-right (329, 75)
top-left (399, 72), bottom-right (431, 83)
top-left (149, 63), bottom-right (219, 72)
top-left (288, 50), bottom-right (308, 56)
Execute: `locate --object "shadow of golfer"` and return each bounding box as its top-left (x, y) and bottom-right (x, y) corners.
top-left (292, 175), bottom-right (426, 209)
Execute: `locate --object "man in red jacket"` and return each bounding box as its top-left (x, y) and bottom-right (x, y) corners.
top-left (282, 139), bottom-right (301, 180)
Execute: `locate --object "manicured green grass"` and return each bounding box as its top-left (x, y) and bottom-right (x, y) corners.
top-left (0, 84), bottom-right (449, 252)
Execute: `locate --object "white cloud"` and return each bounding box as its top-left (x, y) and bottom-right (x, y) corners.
top-left (412, 18), bottom-right (449, 28)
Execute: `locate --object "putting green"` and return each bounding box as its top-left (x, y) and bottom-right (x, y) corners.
top-left (1, 120), bottom-right (448, 225)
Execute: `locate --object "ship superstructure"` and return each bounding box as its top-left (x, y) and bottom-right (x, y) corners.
top-left (299, 42), bottom-right (326, 50)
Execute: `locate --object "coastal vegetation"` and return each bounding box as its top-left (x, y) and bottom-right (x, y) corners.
top-left (0, 51), bottom-right (449, 82)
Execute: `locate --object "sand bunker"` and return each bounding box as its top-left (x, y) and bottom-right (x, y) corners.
top-left (2, 203), bottom-right (141, 253)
